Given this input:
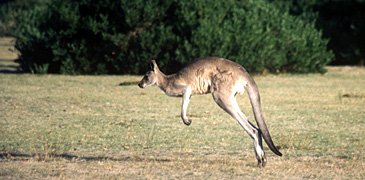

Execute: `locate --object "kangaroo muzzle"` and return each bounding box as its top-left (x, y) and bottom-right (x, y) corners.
top-left (138, 82), bottom-right (144, 88)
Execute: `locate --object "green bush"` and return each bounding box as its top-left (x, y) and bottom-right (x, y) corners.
top-left (0, 0), bottom-right (49, 36)
top-left (15, 0), bottom-right (172, 74)
top-left (173, 0), bottom-right (334, 73)
top-left (268, 0), bottom-right (365, 66)
top-left (14, 0), bottom-right (333, 74)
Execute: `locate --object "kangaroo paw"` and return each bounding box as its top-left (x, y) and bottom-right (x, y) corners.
top-left (257, 156), bottom-right (266, 167)
top-left (183, 118), bottom-right (192, 126)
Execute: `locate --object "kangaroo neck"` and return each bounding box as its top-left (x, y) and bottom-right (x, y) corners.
top-left (155, 70), bottom-right (183, 97)
top-left (155, 70), bottom-right (170, 91)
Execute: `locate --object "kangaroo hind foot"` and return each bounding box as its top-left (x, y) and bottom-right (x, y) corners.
top-left (253, 129), bottom-right (266, 167)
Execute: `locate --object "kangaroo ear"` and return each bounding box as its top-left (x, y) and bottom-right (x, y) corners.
top-left (150, 60), bottom-right (158, 71)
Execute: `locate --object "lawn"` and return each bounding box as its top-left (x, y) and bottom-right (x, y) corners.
top-left (0, 38), bottom-right (364, 179)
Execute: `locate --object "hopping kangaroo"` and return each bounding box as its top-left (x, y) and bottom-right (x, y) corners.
top-left (138, 57), bottom-right (282, 167)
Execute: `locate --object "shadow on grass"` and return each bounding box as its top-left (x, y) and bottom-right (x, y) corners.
top-left (0, 59), bottom-right (21, 74)
top-left (0, 152), bottom-right (171, 162)
top-left (0, 69), bottom-right (22, 74)
top-left (119, 81), bottom-right (139, 86)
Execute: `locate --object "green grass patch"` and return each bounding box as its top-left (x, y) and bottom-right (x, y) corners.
top-left (2, 37), bottom-right (363, 179)
top-left (0, 66), bottom-right (364, 179)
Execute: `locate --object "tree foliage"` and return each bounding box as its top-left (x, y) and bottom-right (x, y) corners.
top-left (12, 0), bottom-right (334, 74)
top-left (269, 0), bottom-right (365, 66)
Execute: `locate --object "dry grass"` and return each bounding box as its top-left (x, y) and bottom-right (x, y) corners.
top-left (0, 37), bottom-right (18, 73)
top-left (0, 37), bottom-right (364, 179)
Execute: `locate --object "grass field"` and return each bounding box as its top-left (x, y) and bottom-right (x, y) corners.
top-left (0, 38), bottom-right (364, 179)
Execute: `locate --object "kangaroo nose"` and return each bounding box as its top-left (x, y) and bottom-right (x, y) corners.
top-left (138, 82), bottom-right (143, 88)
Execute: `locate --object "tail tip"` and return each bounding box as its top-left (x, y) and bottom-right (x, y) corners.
top-left (275, 150), bottom-right (283, 156)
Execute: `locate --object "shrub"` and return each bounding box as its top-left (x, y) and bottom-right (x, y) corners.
top-left (172, 0), bottom-right (333, 73)
top-left (15, 0), bottom-right (172, 74)
top-left (268, 0), bottom-right (365, 66)
top-left (14, 0), bottom-right (333, 74)
top-left (0, 0), bottom-right (49, 36)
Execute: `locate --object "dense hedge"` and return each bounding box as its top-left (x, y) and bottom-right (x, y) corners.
top-left (13, 0), bottom-right (333, 74)
top-left (0, 0), bottom-right (49, 36)
top-left (269, 0), bottom-right (365, 66)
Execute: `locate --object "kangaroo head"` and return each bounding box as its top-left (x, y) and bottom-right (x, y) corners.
top-left (138, 60), bottom-right (159, 88)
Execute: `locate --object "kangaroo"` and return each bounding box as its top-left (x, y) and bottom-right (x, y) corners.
top-left (138, 57), bottom-right (282, 167)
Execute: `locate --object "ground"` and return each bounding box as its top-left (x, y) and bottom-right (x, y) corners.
top-left (0, 37), bottom-right (364, 179)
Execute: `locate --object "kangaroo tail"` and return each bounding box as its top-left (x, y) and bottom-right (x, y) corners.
top-left (246, 78), bottom-right (282, 156)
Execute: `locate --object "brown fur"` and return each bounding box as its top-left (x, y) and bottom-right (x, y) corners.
top-left (138, 57), bottom-right (282, 167)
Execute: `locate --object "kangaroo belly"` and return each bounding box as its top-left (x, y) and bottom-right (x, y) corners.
top-left (235, 80), bottom-right (248, 95)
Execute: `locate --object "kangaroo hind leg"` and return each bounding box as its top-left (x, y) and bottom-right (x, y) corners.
top-left (212, 91), bottom-right (266, 167)
top-left (233, 100), bottom-right (267, 167)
